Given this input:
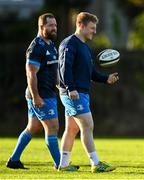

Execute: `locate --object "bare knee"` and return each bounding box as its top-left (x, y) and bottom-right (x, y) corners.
top-left (26, 125), bottom-right (42, 135)
top-left (74, 112), bottom-right (94, 133)
top-left (65, 126), bottom-right (79, 137)
top-left (64, 116), bottom-right (80, 137)
top-left (49, 123), bottom-right (59, 134)
top-left (41, 119), bottom-right (59, 135)
top-left (26, 119), bottom-right (42, 135)
top-left (85, 123), bottom-right (94, 131)
top-left (81, 124), bottom-right (94, 134)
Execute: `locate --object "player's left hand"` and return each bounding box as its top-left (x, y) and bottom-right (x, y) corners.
top-left (107, 72), bottom-right (119, 84)
top-left (68, 90), bottom-right (79, 100)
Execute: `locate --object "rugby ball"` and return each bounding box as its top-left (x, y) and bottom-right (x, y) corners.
top-left (97, 49), bottom-right (120, 67)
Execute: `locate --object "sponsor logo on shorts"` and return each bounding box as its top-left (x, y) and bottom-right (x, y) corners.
top-left (77, 104), bottom-right (84, 111)
top-left (41, 112), bottom-right (46, 116)
top-left (48, 109), bottom-right (55, 115)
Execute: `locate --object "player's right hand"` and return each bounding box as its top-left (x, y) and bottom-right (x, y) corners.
top-left (68, 90), bottom-right (79, 100)
top-left (32, 96), bottom-right (44, 108)
top-left (107, 72), bottom-right (119, 84)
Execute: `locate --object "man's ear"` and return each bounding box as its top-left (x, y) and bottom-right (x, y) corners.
top-left (40, 25), bottom-right (44, 31)
top-left (79, 23), bottom-right (85, 30)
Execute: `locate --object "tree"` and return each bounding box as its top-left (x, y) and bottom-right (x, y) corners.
top-left (128, 12), bottom-right (144, 49)
top-left (117, 0), bottom-right (144, 18)
top-left (116, 0), bottom-right (144, 49)
top-left (45, 0), bottom-right (92, 7)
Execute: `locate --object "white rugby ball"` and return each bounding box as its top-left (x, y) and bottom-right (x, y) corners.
top-left (97, 49), bottom-right (120, 67)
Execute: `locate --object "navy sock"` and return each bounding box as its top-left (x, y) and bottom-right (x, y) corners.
top-left (45, 135), bottom-right (60, 168)
top-left (11, 131), bottom-right (32, 161)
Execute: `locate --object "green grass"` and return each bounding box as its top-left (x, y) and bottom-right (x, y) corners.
top-left (0, 138), bottom-right (144, 179)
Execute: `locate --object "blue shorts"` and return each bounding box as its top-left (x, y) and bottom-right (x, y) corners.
top-left (26, 98), bottom-right (58, 121)
top-left (60, 93), bottom-right (90, 116)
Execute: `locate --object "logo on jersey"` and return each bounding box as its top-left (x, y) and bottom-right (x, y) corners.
top-left (77, 104), bottom-right (84, 111)
top-left (46, 50), bottom-right (50, 55)
top-left (48, 109), bottom-right (55, 115)
top-left (47, 60), bottom-right (58, 65)
top-left (53, 55), bottom-right (57, 59)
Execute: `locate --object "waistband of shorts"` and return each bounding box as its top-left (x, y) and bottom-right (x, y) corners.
top-left (59, 87), bottom-right (89, 95)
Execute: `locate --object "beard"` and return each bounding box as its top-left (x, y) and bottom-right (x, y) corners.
top-left (45, 30), bottom-right (57, 41)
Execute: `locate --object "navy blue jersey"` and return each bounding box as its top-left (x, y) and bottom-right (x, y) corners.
top-left (58, 34), bottom-right (108, 94)
top-left (25, 36), bottom-right (58, 98)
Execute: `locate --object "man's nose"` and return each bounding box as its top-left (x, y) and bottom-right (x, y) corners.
top-left (53, 26), bottom-right (57, 31)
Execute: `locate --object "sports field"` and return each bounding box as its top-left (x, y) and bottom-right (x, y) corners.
top-left (0, 138), bottom-right (144, 179)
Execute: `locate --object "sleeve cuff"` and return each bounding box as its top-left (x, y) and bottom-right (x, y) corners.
top-left (67, 86), bottom-right (76, 92)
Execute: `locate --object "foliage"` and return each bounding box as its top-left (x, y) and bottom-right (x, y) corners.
top-left (116, 0), bottom-right (144, 49)
top-left (44, 0), bottom-right (92, 7)
top-left (1, 138), bottom-right (144, 179)
top-left (0, 18), bottom-right (36, 42)
top-left (90, 32), bottom-right (112, 49)
top-left (128, 0), bottom-right (144, 7)
top-left (117, 0), bottom-right (144, 18)
top-left (128, 12), bottom-right (144, 49)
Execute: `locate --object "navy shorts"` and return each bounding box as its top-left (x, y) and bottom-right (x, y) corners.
top-left (27, 98), bottom-right (58, 120)
top-left (60, 93), bottom-right (90, 116)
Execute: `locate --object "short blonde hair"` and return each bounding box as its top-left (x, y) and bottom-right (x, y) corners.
top-left (76, 12), bottom-right (98, 26)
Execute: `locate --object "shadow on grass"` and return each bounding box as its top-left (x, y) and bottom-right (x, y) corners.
top-left (125, 172), bottom-right (144, 175)
top-left (119, 165), bottom-right (144, 168)
top-left (2, 161), bottom-right (144, 176)
top-left (25, 161), bottom-right (53, 167)
top-left (79, 163), bottom-right (144, 168)
top-left (1, 161), bottom-right (53, 166)
top-left (0, 161), bottom-right (55, 172)
top-left (78, 164), bottom-right (144, 175)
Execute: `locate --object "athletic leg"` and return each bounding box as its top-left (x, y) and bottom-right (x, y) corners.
top-left (6, 118), bottom-right (42, 169)
top-left (74, 112), bottom-right (116, 172)
top-left (41, 118), bottom-right (60, 168)
top-left (74, 112), bottom-right (99, 166)
top-left (59, 116), bottom-right (79, 168)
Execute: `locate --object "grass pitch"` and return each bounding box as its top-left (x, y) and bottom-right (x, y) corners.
top-left (0, 138), bottom-right (144, 179)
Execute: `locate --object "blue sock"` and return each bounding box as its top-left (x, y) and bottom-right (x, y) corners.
top-left (11, 131), bottom-right (32, 161)
top-left (45, 135), bottom-right (60, 168)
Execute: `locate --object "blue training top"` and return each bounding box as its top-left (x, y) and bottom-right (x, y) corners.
top-left (58, 34), bottom-right (108, 94)
top-left (25, 36), bottom-right (58, 98)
